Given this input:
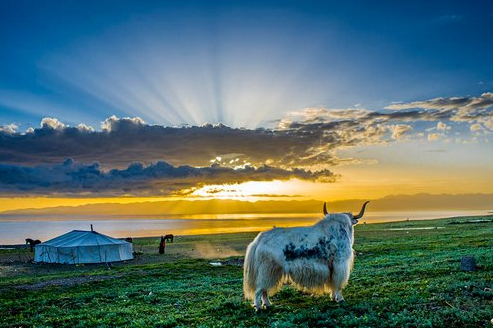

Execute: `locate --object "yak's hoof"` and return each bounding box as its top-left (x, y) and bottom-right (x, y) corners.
top-left (253, 304), bottom-right (273, 312)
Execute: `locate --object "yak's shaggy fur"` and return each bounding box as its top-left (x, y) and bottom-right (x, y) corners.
top-left (243, 205), bottom-right (367, 310)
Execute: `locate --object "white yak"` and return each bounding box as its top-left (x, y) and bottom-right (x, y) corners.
top-left (243, 201), bottom-right (369, 310)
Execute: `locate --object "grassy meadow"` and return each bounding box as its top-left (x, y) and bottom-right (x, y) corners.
top-left (1, 216), bottom-right (492, 328)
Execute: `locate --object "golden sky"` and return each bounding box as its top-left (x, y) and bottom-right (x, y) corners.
top-left (2, 159), bottom-right (492, 212)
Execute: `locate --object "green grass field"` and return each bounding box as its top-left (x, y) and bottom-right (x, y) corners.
top-left (1, 216), bottom-right (492, 327)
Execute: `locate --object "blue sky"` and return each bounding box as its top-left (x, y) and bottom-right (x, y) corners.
top-left (0, 0), bottom-right (492, 201)
top-left (1, 0), bottom-right (492, 128)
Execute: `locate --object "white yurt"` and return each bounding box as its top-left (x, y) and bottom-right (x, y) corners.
top-left (34, 228), bottom-right (133, 264)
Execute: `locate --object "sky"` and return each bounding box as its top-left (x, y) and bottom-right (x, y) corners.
top-left (0, 0), bottom-right (493, 211)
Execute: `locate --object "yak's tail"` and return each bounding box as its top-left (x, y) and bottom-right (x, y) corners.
top-left (243, 238), bottom-right (259, 300)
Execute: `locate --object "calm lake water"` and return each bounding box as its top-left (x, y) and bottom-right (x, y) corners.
top-left (0, 210), bottom-right (489, 245)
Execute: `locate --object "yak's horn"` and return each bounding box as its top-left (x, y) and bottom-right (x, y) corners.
top-left (353, 201), bottom-right (370, 219)
top-left (323, 202), bottom-right (328, 216)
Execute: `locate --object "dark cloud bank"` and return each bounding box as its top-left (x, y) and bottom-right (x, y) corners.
top-left (0, 159), bottom-right (335, 197)
top-left (0, 93), bottom-right (492, 196)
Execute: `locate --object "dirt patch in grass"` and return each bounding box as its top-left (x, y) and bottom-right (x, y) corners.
top-left (15, 274), bottom-right (117, 290)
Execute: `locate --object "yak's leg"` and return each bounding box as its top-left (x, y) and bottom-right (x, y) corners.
top-left (261, 290), bottom-right (272, 308)
top-left (329, 260), bottom-right (350, 303)
top-left (254, 289), bottom-right (264, 311)
top-left (254, 262), bottom-right (281, 310)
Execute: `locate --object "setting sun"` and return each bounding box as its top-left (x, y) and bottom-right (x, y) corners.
top-left (190, 180), bottom-right (299, 200)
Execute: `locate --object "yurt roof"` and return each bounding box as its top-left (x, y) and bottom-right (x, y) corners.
top-left (39, 230), bottom-right (129, 247)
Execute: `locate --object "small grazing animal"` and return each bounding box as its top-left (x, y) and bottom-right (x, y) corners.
top-left (243, 201), bottom-right (369, 310)
top-left (164, 234), bottom-right (174, 243)
top-left (25, 238), bottom-right (42, 252)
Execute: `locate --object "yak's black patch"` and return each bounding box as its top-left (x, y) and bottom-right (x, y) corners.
top-left (283, 237), bottom-right (332, 261)
top-left (339, 226), bottom-right (349, 239)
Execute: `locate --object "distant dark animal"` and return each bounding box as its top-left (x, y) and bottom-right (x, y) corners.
top-left (25, 238), bottom-right (41, 252)
top-left (164, 234), bottom-right (174, 243)
top-left (124, 237), bottom-right (133, 243)
top-left (159, 236), bottom-right (166, 254)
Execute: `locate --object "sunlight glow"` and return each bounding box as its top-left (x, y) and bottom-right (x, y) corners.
top-left (190, 180), bottom-right (297, 200)
top-left (40, 25), bottom-right (320, 129)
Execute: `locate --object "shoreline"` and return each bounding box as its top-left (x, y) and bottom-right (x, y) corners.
top-left (2, 214), bottom-right (492, 248)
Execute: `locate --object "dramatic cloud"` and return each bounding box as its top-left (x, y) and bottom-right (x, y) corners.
top-left (41, 118), bottom-right (66, 130)
top-left (281, 93), bottom-right (493, 147)
top-left (1, 94), bottom-right (492, 171)
top-left (0, 113), bottom-right (415, 169)
top-left (385, 93), bottom-right (493, 126)
top-left (0, 159), bottom-right (336, 197)
top-left (0, 93), bottom-right (492, 196)
top-left (385, 93), bottom-right (493, 112)
top-left (0, 124), bottom-right (18, 134)
top-left (1, 117), bottom-right (342, 168)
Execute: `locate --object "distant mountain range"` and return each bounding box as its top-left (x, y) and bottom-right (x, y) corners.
top-left (1, 193), bottom-right (492, 216)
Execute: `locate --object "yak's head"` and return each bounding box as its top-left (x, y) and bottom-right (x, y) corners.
top-left (323, 201), bottom-right (370, 225)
